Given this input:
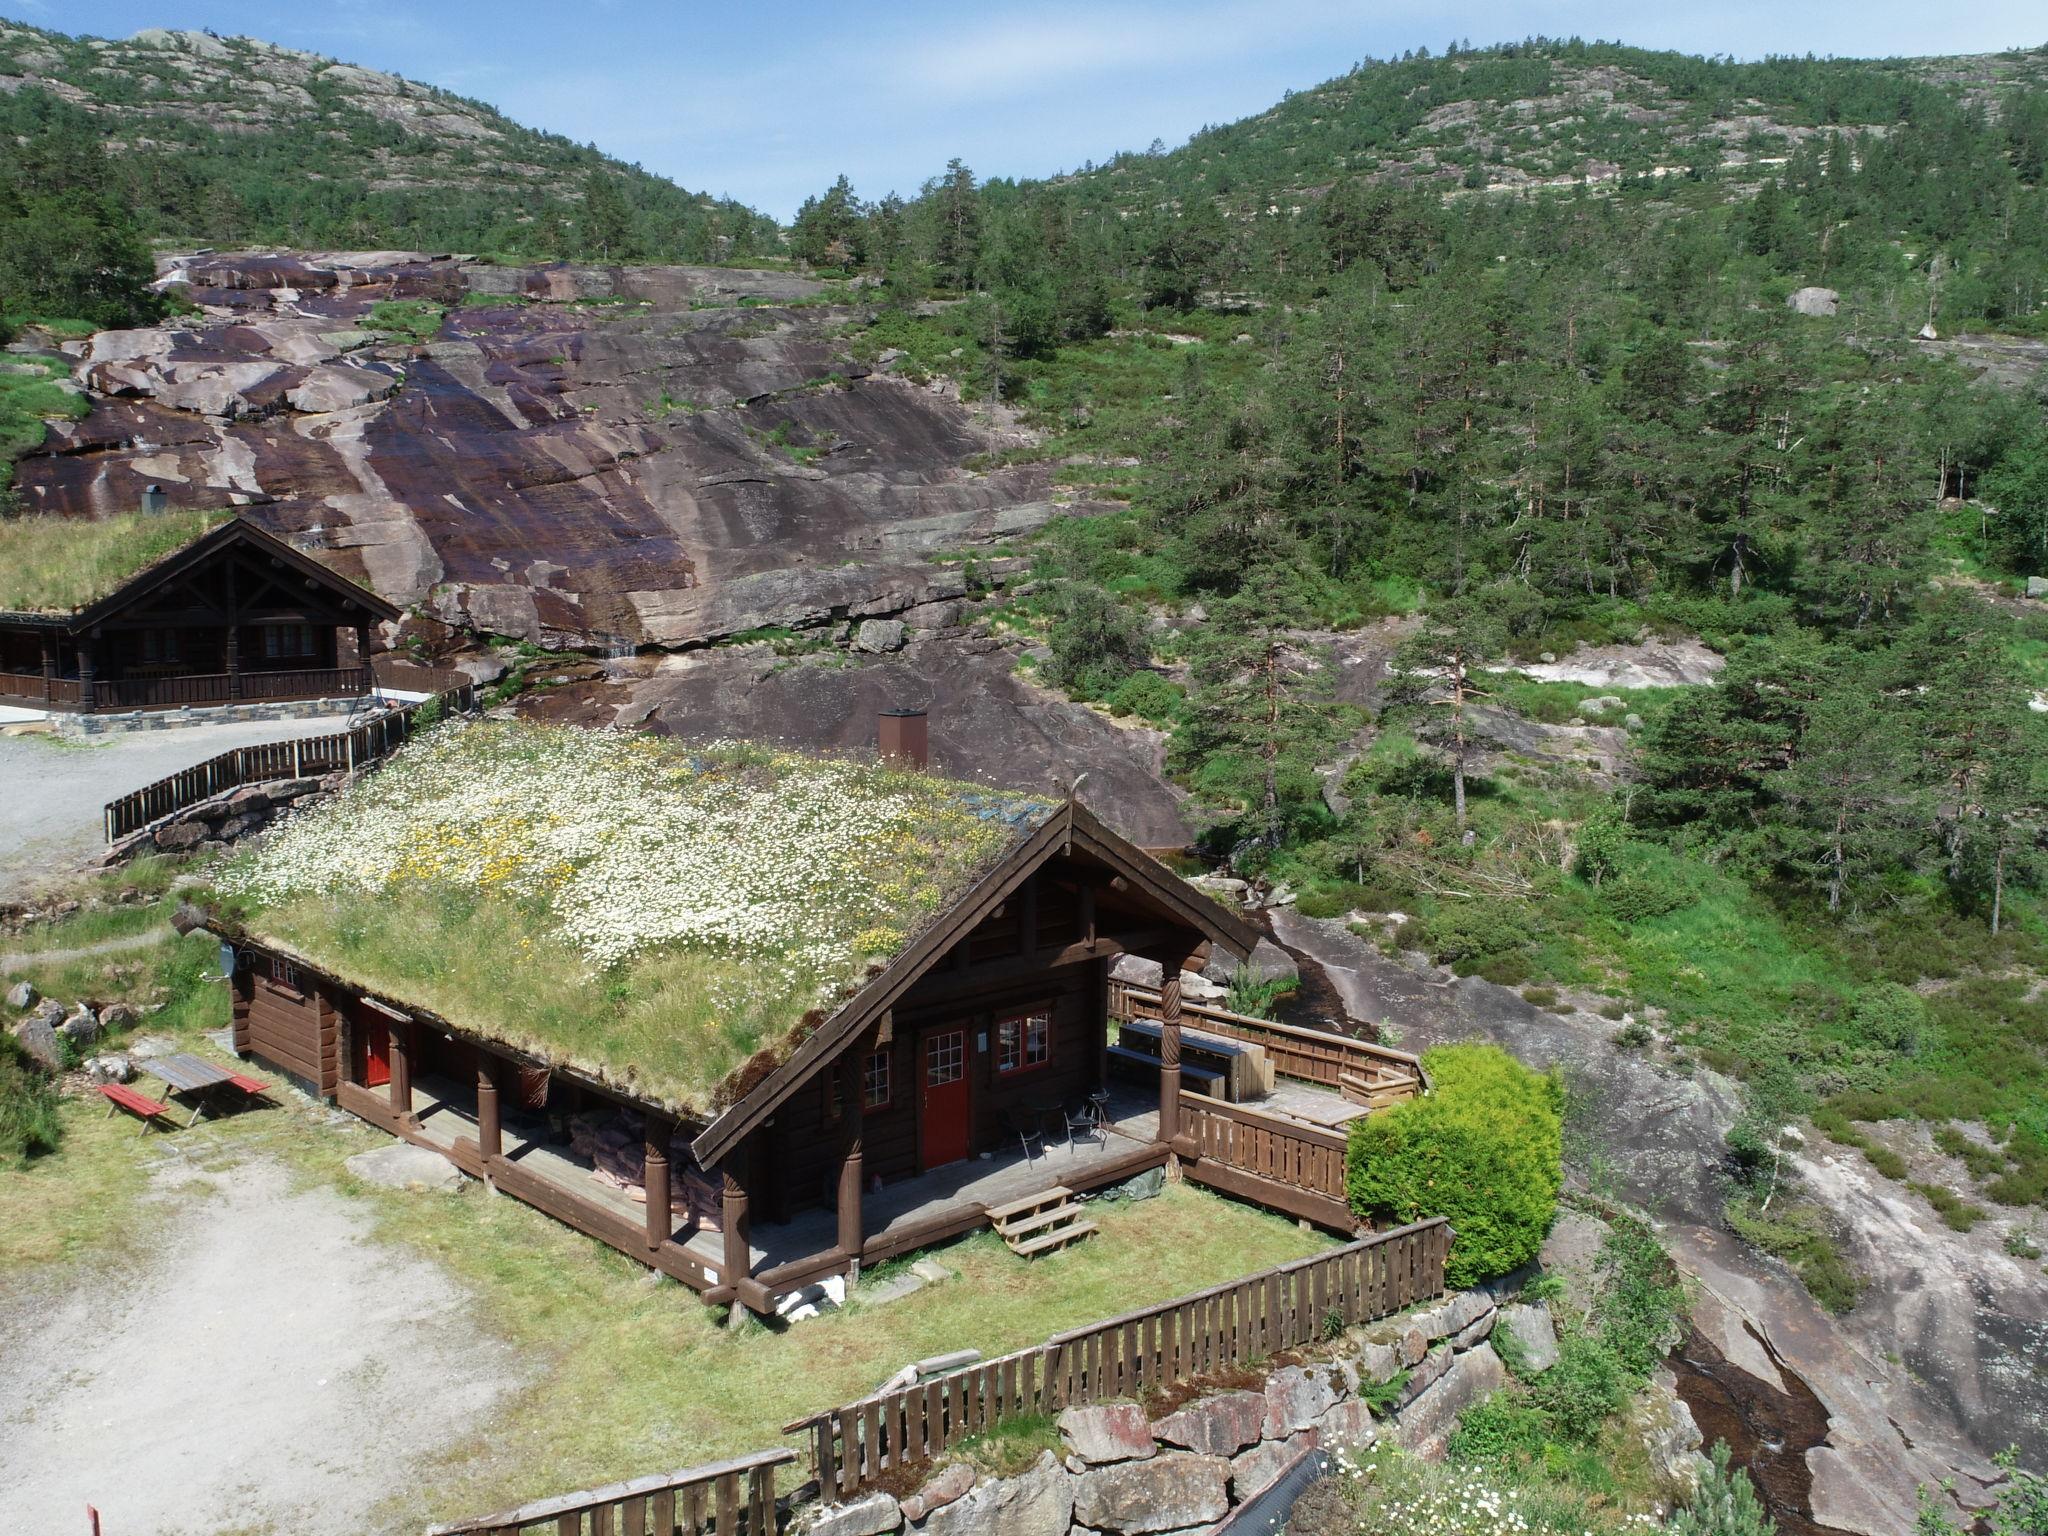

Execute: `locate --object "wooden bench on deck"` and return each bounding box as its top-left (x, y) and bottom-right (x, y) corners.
top-left (98, 1082), bottom-right (176, 1133)
top-left (1106, 1043), bottom-right (1226, 1098)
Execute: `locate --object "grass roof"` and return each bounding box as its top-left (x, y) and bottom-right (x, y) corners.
top-left (0, 508), bottom-right (232, 614)
top-left (217, 721), bottom-right (1055, 1116)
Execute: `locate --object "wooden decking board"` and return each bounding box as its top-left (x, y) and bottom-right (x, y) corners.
top-left (1010, 1221), bottom-right (1097, 1258)
top-left (986, 1185), bottom-right (1072, 1223)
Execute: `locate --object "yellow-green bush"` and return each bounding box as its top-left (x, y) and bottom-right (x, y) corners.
top-left (1346, 1043), bottom-right (1564, 1288)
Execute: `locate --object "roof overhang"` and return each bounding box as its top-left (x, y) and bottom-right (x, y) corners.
top-left (687, 799), bottom-right (1256, 1170)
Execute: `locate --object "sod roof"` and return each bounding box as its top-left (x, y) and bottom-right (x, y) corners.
top-left (0, 508), bottom-right (233, 616)
top-left (219, 720), bottom-right (1057, 1117)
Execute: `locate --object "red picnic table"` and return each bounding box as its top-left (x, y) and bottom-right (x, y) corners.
top-left (98, 1052), bottom-right (275, 1131)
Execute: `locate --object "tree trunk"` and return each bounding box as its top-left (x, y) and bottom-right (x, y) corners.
top-left (1993, 842), bottom-right (2006, 936)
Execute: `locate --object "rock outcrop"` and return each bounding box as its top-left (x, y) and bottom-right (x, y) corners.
top-left (19, 252), bottom-right (1108, 656)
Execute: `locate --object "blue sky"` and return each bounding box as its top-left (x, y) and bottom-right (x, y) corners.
top-left (20, 1), bottom-right (2048, 219)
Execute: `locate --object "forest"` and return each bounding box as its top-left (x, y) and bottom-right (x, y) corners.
top-left (788, 40), bottom-right (2048, 1300)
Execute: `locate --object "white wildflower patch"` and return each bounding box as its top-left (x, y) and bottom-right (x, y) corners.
top-left (221, 721), bottom-right (1044, 1103)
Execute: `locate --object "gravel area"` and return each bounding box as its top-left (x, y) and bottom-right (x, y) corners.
top-left (0, 718), bottom-right (347, 899)
top-left (0, 1157), bottom-right (524, 1536)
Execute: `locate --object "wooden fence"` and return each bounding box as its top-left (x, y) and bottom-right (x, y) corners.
top-left (0, 669), bottom-right (81, 705)
top-left (424, 1449), bottom-right (796, 1536)
top-left (1182, 1093), bottom-right (1349, 1198)
top-left (1111, 981), bottom-right (1427, 1107)
top-left (788, 1218), bottom-right (1450, 1502)
top-left (102, 682), bottom-right (476, 843)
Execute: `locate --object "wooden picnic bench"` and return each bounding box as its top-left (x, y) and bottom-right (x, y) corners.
top-left (98, 1082), bottom-right (176, 1133)
top-left (137, 1052), bottom-right (272, 1125)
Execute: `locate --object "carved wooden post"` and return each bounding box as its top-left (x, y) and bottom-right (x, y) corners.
top-left (476, 1056), bottom-right (502, 1193)
top-left (224, 625), bottom-right (241, 700)
top-left (1157, 950), bottom-right (1192, 1151)
top-left (355, 622), bottom-right (372, 689)
top-left (39, 632), bottom-right (54, 703)
top-left (387, 1018), bottom-right (411, 1119)
top-left (837, 1058), bottom-right (865, 1273)
top-left (644, 1112), bottom-right (672, 1257)
top-left (77, 635), bottom-right (95, 712)
top-left (721, 1160), bottom-right (752, 1324)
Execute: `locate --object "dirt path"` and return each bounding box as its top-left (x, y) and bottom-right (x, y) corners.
top-left (0, 1157), bottom-right (525, 1536)
top-left (0, 924), bottom-right (172, 973)
top-left (1272, 909), bottom-right (2023, 1534)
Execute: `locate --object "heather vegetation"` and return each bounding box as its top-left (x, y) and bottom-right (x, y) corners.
top-left (784, 39), bottom-right (2048, 1293)
top-left (0, 508), bottom-right (229, 613)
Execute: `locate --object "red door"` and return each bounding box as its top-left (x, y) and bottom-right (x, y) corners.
top-left (362, 1018), bottom-right (390, 1088)
top-left (920, 1029), bottom-right (970, 1170)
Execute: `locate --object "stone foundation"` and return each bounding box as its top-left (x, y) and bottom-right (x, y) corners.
top-left (54, 695), bottom-right (369, 738)
top-left (801, 1288), bottom-right (1516, 1536)
top-left (103, 773), bottom-right (345, 864)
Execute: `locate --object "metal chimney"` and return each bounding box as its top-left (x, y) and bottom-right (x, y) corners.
top-left (878, 708), bottom-right (928, 771)
top-left (139, 484), bottom-right (167, 516)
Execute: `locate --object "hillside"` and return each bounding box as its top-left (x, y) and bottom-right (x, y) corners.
top-left (1032, 38), bottom-right (2048, 206)
top-left (0, 20), bottom-right (776, 259)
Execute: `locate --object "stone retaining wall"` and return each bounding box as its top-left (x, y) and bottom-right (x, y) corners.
top-left (103, 773), bottom-right (344, 864)
top-left (53, 695), bottom-right (369, 738)
top-left (803, 1288), bottom-right (1527, 1536)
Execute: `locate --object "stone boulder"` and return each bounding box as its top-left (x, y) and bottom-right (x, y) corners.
top-left (853, 619), bottom-right (907, 654)
top-left (10, 1015), bottom-right (62, 1072)
top-left (1347, 1338), bottom-right (1402, 1387)
top-left (1393, 1344), bottom-right (1507, 1458)
top-left (1314, 1399), bottom-right (1378, 1452)
top-left (57, 1005), bottom-right (100, 1048)
top-left (99, 1001), bottom-right (141, 1032)
top-left (898, 1463), bottom-right (973, 1522)
top-left (808, 1490), bottom-right (901, 1536)
top-left (1150, 1389), bottom-right (1267, 1456)
top-left (1631, 1371), bottom-right (1707, 1503)
top-left (1230, 1432), bottom-right (1316, 1502)
top-left (344, 1141), bottom-right (466, 1192)
top-left (1412, 1290), bottom-right (1494, 1345)
top-left (1788, 286), bottom-right (1840, 317)
top-left (1262, 1364), bottom-right (1338, 1438)
top-left (1057, 1402), bottom-right (1153, 1465)
top-left (1391, 1346), bottom-right (1453, 1410)
top-left (921, 1452), bottom-right (1071, 1536)
top-left (1496, 1302), bottom-right (1560, 1376)
top-left (1071, 1453), bottom-right (1228, 1535)
top-left (5, 980), bottom-right (36, 1010)
top-left (85, 1053), bottom-right (135, 1085)
top-left (2029, 577), bottom-right (2048, 601)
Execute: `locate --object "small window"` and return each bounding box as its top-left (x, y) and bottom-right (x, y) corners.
top-left (263, 623), bottom-right (315, 660)
top-left (269, 956), bottom-right (300, 992)
top-left (996, 1008), bottom-right (1053, 1075)
top-left (863, 1049), bottom-right (892, 1109)
top-left (141, 628), bottom-right (180, 664)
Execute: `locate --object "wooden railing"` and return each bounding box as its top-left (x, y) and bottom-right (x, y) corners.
top-left (1182, 1093), bottom-right (1349, 1201)
top-left (103, 683), bottom-right (476, 843)
top-left (0, 669), bottom-right (81, 705)
top-left (93, 665), bottom-right (370, 711)
top-left (1112, 981), bottom-right (1428, 1107)
top-left (424, 1448), bottom-right (796, 1536)
top-left (788, 1219), bottom-right (1450, 1502)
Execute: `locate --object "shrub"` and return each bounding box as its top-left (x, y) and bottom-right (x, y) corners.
top-left (1411, 900), bottom-right (1529, 969)
top-left (1668, 1441), bottom-right (1775, 1536)
top-left (1520, 986), bottom-right (1558, 1008)
top-left (1849, 982), bottom-right (1926, 1056)
top-left (1347, 1043), bottom-right (1564, 1288)
top-left (0, 1031), bottom-right (62, 1164)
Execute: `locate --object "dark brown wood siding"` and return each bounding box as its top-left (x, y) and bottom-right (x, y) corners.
top-left (240, 957), bottom-right (338, 1096)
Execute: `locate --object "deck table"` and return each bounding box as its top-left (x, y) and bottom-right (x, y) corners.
top-left (137, 1052), bottom-right (236, 1125)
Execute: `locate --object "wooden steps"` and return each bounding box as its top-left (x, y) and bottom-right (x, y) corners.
top-left (988, 1185), bottom-right (1097, 1258)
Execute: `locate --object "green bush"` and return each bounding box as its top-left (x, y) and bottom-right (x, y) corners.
top-left (1347, 1043), bottom-right (1564, 1288)
top-left (1410, 899), bottom-right (1530, 969)
top-left (1849, 982), bottom-right (1926, 1056)
top-left (0, 1032), bottom-right (62, 1164)
top-left (1668, 1442), bottom-right (1775, 1536)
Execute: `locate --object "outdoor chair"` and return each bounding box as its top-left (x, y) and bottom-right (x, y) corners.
top-left (1005, 1111), bottom-right (1045, 1163)
top-left (1062, 1099), bottom-right (1106, 1154)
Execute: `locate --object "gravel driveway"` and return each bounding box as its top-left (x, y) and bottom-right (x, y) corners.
top-left (0, 718), bottom-right (348, 900)
top-left (0, 1157), bottom-right (524, 1536)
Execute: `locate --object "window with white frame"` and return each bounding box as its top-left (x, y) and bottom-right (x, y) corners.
top-left (995, 1007), bottom-right (1052, 1074)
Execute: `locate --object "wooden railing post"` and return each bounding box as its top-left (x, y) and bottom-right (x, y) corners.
top-left (476, 1057), bottom-right (501, 1193)
top-left (721, 1161), bottom-right (752, 1319)
top-left (1157, 950), bottom-right (1193, 1151)
top-left (644, 1113), bottom-right (672, 1256)
top-left (388, 1018), bottom-right (411, 1120)
top-left (837, 1058), bottom-right (864, 1273)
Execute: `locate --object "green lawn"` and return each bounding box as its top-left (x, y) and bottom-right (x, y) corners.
top-left (3, 916), bottom-right (1331, 1527)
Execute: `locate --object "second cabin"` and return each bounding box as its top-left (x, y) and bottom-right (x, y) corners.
top-left (209, 716), bottom-right (1424, 1316)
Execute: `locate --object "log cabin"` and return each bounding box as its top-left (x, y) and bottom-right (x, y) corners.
top-left (0, 505), bottom-right (397, 715)
top-left (211, 717), bottom-right (1424, 1317)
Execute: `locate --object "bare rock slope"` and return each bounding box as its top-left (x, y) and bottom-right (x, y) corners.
top-left (18, 251), bottom-right (1091, 650)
